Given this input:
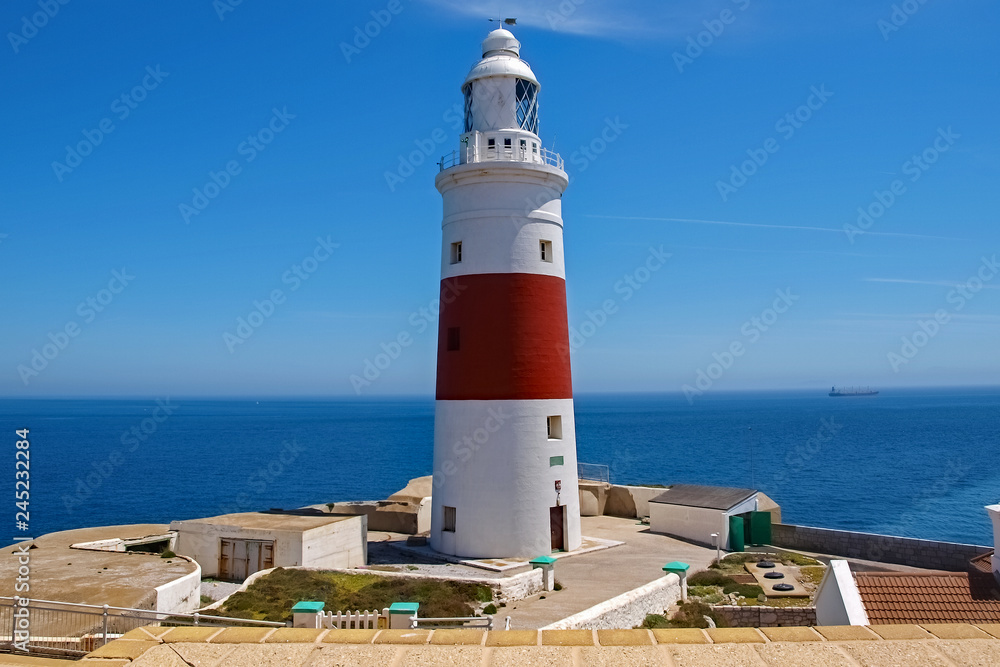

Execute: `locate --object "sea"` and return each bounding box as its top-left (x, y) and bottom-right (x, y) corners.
top-left (2, 387), bottom-right (998, 549)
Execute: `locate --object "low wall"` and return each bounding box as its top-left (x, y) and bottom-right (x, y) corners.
top-left (541, 574), bottom-right (681, 630)
top-left (713, 605), bottom-right (816, 628)
top-left (771, 523), bottom-right (992, 572)
top-left (155, 556), bottom-right (201, 614)
top-left (603, 485), bottom-right (664, 519)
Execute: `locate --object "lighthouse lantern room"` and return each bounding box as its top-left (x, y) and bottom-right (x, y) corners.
top-left (430, 28), bottom-right (582, 558)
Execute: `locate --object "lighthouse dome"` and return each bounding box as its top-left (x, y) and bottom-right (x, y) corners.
top-left (481, 28), bottom-right (520, 57)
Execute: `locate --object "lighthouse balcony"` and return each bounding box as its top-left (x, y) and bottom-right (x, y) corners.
top-left (439, 132), bottom-right (563, 172)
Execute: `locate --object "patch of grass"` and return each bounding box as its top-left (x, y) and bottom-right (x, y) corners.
top-left (670, 601), bottom-right (728, 628)
top-left (203, 568), bottom-right (487, 623)
top-left (722, 583), bottom-right (764, 598)
top-left (688, 570), bottom-right (734, 587)
top-left (756, 597), bottom-right (812, 608)
top-left (474, 586), bottom-right (493, 603)
top-left (199, 595), bottom-right (213, 606)
top-left (160, 550), bottom-right (176, 559)
top-left (720, 553), bottom-right (761, 564)
top-left (687, 585), bottom-right (721, 598)
top-left (554, 581), bottom-right (563, 591)
top-left (780, 552), bottom-right (821, 567)
top-left (482, 603), bottom-right (497, 615)
top-left (405, 565), bottom-right (419, 571)
top-left (799, 566), bottom-right (826, 585)
top-left (639, 613), bottom-right (670, 629)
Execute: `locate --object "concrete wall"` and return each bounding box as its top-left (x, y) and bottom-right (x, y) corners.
top-left (712, 605), bottom-right (816, 628)
top-left (578, 481), bottom-right (609, 517)
top-left (154, 556), bottom-right (201, 614)
top-left (771, 523), bottom-right (992, 572)
top-left (301, 516), bottom-right (367, 569)
top-left (603, 485), bottom-right (664, 519)
top-left (650, 504), bottom-right (729, 550)
top-left (541, 574), bottom-right (681, 630)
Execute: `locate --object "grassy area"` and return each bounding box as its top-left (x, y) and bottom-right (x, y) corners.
top-left (638, 601), bottom-right (728, 629)
top-left (202, 568), bottom-right (493, 623)
top-left (799, 566), bottom-right (826, 585)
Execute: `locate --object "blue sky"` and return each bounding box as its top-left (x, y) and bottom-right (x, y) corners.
top-left (1, 0), bottom-right (997, 397)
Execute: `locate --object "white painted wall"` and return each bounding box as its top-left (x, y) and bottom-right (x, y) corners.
top-left (987, 504), bottom-right (1000, 579)
top-left (430, 398), bottom-right (581, 558)
top-left (649, 496), bottom-right (758, 549)
top-left (815, 560), bottom-right (869, 626)
top-left (300, 516), bottom-right (367, 569)
top-left (541, 574), bottom-right (682, 630)
top-left (155, 556), bottom-right (201, 614)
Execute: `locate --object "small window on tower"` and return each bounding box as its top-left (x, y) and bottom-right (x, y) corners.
top-left (504, 137), bottom-right (512, 147)
top-left (532, 142), bottom-right (538, 154)
top-left (540, 240), bottom-right (553, 263)
top-left (547, 415), bottom-right (563, 440)
top-left (443, 506), bottom-right (456, 532)
top-left (450, 241), bottom-right (462, 264)
top-left (487, 138), bottom-right (496, 148)
top-left (447, 327), bottom-right (460, 351)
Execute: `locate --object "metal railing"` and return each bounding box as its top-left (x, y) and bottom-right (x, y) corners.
top-left (410, 614), bottom-right (494, 630)
top-left (0, 597), bottom-right (284, 657)
top-left (578, 462), bottom-right (611, 484)
top-left (439, 145), bottom-right (563, 171)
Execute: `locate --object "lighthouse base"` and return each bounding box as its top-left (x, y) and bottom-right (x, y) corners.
top-left (429, 398), bottom-right (582, 559)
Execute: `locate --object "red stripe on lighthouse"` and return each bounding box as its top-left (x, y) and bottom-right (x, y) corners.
top-left (436, 273), bottom-right (573, 401)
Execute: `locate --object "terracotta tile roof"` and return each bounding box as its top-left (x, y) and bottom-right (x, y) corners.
top-left (855, 571), bottom-right (1000, 624)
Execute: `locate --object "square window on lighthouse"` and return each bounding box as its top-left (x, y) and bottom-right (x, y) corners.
top-left (540, 240), bottom-right (553, 263)
top-left (450, 241), bottom-right (462, 264)
top-left (547, 416), bottom-right (563, 440)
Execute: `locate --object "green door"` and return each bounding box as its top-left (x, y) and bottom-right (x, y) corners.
top-left (749, 511), bottom-right (772, 546)
top-left (728, 515), bottom-right (745, 552)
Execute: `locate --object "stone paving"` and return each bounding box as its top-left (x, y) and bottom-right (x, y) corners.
top-left (37, 623), bottom-right (1000, 667)
top-left (502, 516), bottom-right (718, 629)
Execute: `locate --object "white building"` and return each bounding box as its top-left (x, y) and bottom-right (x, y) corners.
top-left (988, 503), bottom-right (1000, 584)
top-left (170, 512), bottom-right (366, 581)
top-left (649, 484), bottom-right (763, 550)
top-left (429, 28), bottom-right (582, 558)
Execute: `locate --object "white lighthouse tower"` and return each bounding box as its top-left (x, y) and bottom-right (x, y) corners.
top-left (430, 28), bottom-right (582, 558)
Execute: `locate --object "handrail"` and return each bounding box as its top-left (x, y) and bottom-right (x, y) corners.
top-left (0, 596), bottom-right (285, 627)
top-left (411, 614), bottom-right (493, 630)
top-left (439, 145), bottom-right (563, 171)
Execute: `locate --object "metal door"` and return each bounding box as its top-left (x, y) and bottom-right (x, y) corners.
top-left (749, 511), bottom-right (772, 546)
top-left (550, 506), bottom-right (564, 551)
top-left (728, 515), bottom-right (746, 552)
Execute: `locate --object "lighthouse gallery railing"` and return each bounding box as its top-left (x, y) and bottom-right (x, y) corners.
top-left (439, 145), bottom-right (563, 171)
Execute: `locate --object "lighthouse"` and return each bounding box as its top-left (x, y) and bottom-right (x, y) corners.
top-left (429, 28), bottom-right (582, 558)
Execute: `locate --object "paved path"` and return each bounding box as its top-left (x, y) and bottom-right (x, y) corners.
top-left (503, 515), bottom-right (717, 629)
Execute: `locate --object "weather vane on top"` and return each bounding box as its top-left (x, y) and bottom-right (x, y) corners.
top-left (489, 17), bottom-right (517, 26)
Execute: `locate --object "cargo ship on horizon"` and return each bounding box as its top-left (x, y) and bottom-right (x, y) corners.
top-left (829, 386), bottom-right (879, 397)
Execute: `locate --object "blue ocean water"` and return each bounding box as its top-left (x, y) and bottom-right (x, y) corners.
top-left (2, 388), bottom-right (997, 548)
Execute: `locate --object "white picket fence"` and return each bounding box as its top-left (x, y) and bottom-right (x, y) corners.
top-left (318, 608), bottom-right (388, 630)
